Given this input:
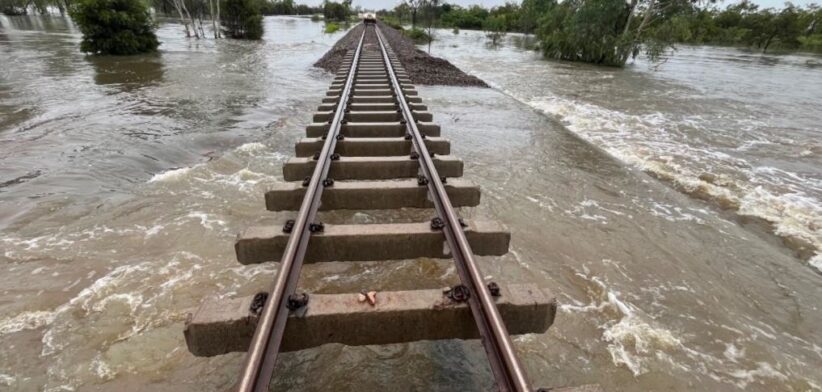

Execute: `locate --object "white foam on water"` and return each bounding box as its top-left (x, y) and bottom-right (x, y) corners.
top-left (557, 268), bottom-right (814, 387)
top-left (728, 362), bottom-right (788, 389)
top-left (0, 310), bottom-right (57, 336)
top-left (810, 254), bottom-right (822, 273)
top-left (600, 291), bottom-right (683, 376)
top-left (723, 342), bottom-right (746, 363)
top-left (520, 93), bottom-right (822, 263)
top-left (213, 168), bottom-right (268, 192)
top-left (236, 142), bottom-right (267, 153)
top-left (147, 166), bottom-right (197, 183)
top-left (144, 224), bottom-right (164, 237)
top-left (90, 354), bottom-right (115, 381)
top-left (0, 374), bottom-right (15, 386)
top-left (560, 273), bottom-right (685, 376)
top-left (186, 211), bottom-right (227, 230)
top-left (34, 251), bottom-right (216, 389)
top-left (737, 186), bottom-right (822, 247)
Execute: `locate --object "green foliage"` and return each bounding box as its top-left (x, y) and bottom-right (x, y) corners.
top-left (220, 0), bottom-right (263, 39)
top-left (2, 0), bottom-right (73, 15)
top-left (377, 0), bottom-right (822, 66)
top-left (69, 0), bottom-right (159, 55)
top-left (324, 21), bottom-right (340, 33)
top-left (520, 0), bottom-right (553, 33)
top-left (483, 14), bottom-right (506, 45)
top-left (380, 14), bottom-right (404, 30)
top-left (381, 1), bottom-right (523, 33)
top-left (404, 27), bottom-right (432, 43)
top-left (537, 0), bottom-right (634, 66)
top-left (1, 0), bottom-right (27, 15)
top-left (258, 0), bottom-right (322, 16)
top-left (440, 5), bottom-right (488, 30)
top-left (799, 34), bottom-right (822, 52)
top-left (644, 1), bottom-right (821, 53)
top-left (323, 0), bottom-right (350, 22)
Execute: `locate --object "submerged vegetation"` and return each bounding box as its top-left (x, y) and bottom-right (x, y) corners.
top-left (258, 0), bottom-right (321, 15)
top-left (70, 0), bottom-right (159, 54)
top-left (378, 0), bottom-right (822, 66)
top-left (405, 27), bottom-right (432, 43)
top-left (6, 0), bottom-right (819, 64)
top-left (220, 0), bottom-right (263, 38)
top-left (323, 21), bottom-right (340, 33)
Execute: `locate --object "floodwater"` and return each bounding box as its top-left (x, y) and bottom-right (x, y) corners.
top-left (1, 15), bottom-right (821, 392)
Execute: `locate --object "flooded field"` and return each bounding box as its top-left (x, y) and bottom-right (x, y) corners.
top-left (1, 16), bottom-right (821, 392)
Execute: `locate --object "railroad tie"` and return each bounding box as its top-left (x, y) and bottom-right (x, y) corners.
top-left (184, 23), bottom-right (558, 392)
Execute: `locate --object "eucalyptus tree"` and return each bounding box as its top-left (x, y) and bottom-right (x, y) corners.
top-left (483, 14), bottom-right (506, 45)
top-left (404, 0), bottom-right (422, 28)
top-left (70, 0), bottom-right (159, 54)
top-left (220, 0), bottom-right (262, 39)
top-left (536, 0), bottom-right (706, 66)
top-left (1, 0), bottom-right (74, 15)
top-left (151, 0), bottom-right (221, 38)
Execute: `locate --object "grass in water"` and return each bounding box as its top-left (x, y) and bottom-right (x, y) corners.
top-left (324, 22), bottom-right (340, 34)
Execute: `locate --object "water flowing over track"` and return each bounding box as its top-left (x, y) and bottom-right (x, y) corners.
top-left (184, 24), bottom-right (562, 391)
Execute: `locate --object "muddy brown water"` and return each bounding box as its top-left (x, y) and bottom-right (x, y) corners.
top-left (1, 16), bottom-right (821, 392)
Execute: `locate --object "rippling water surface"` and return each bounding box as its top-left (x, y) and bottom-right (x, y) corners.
top-left (1, 16), bottom-right (821, 392)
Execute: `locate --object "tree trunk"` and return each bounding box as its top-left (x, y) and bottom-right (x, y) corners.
top-left (622, 0), bottom-right (638, 39)
top-left (180, 0), bottom-right (199, 38)
top-left (762, 34), bottom-right (776, 53)
top-left (635, 0), bottom-right (656, 38)
top-left (216, 0), bottom-right (221, 38)
top-left (198, 13), bottom-right (206, 37)
top-left (172, 0), bottom-right (191, 37)
top-left (208, 0), bottom-right (219, 38)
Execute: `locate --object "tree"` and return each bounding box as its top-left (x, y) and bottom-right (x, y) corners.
top-left (1, 0), bottom-right (28, 15)
top-left (520, 0), bottom-right (553, 33)
top-left (537, 0), bottom-right (633, 66)
top-left (423, 0), bottom-right (439, 52)
top-left (220, 0), bottom-right (262, 39)
top-left (404, 0), bottom-right (422, 28)
top-left (2, 0), bottom-right (75, 15)
top-left (69, 0), bottom-right (159, 55)
top-left (484, 14), bottom-right (506, 45)
top-left (323, 0), bottom-right (349, 22)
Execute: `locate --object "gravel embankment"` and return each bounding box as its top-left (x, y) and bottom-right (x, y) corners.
top-left (314, 23), bottom-right (488, 87)
top-left (314, 24), bottom-right (366, 73)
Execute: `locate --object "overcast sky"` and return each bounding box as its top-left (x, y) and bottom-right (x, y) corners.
top-left (302, 0), bottom-right (818, 11)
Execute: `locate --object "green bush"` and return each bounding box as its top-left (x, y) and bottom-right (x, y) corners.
top-left (799, 34), bottom-right (822, 53)
top-left (379, 15), bottom-right (404, 30)
top-left (323, 1), bottom-right (349, 22)
top-left (221, 0), bottom-right (263, 39)
top-left (69, 0), bottom-right (159, 55)
top-left (1, 0), bottom-right (28, 15)
top-left (404, 28), bottom-right (432, 43)
top-left (483, 15), bottom-right (506, 44)
top-left (537, 0), bottom-right (633, 66)
top-left (324, 22), bottom-right (340, 33)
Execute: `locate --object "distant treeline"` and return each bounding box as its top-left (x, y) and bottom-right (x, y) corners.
top-left (257, 0), bottom-right (321, 16)
top-left (653, 2), bottom-right (822, 53)
top-left (378, 0), bottom-right (822, 66)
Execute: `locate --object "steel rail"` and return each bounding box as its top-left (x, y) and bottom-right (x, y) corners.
top-left (374, 26), bottom-right (533, 392)
top-left (235, 28), bottom-right (367, 392)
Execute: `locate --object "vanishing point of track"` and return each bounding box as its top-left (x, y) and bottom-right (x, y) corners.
top-left (183, 22), bottom-right (558, 392)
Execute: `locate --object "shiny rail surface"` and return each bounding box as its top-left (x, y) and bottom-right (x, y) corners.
top-left (374, 27), bottom-right (531, 392)
top-left (235, 29), bottom-right (367, 392)
top-left (235, 23), bottom-right (532, 391)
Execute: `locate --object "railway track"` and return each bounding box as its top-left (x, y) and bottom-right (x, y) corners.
top-left (184, 23), bottom-right (558, 391)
